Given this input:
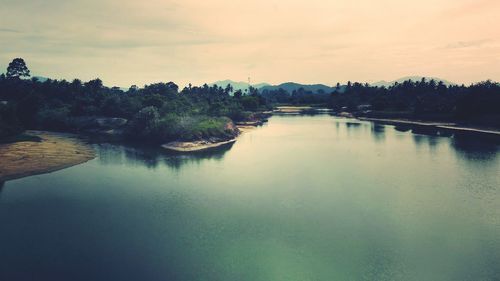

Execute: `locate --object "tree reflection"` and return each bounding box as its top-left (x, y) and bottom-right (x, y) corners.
top-left (394, 125), bottom-right (411, 132)
top-left (0, 181), bottom-right (4, 199)
top-left (370, 123), bottom-right (386, 142)
top-left (94, 142), bottom-right (235, 170)
top-left (451, 134), bottom-right (500, 162)
top-left (345, 122), bottom-right (362, 128)
top-left (409, 128), bottom-right (499, 161)
top-left (412, 134), bottom-right (440, 151)
top-left (162, 144), bottom-right (234, 170)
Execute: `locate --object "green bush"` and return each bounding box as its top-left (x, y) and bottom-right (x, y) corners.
top-left (125, 110), bottom-right (236, 143)
top-left (173, 116), bottom-right (234, 141)
top-left (125, 106), bottom-right (161, 140)
top-left (0, 103), bottom-right (23, 138)
top-left (36, 106), bottom-right (71, 131)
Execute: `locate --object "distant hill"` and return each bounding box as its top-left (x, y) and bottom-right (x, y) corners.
top-left (210, 80), bottom-right (271, 92)
top-left (371, 76), bottom-right (456, 87)
top-left (259, 82), bottom-right (339, 93)
top-left (33, 76), bottom-right (49, 82)
top-left (210, 80), bottom-right (345, 94)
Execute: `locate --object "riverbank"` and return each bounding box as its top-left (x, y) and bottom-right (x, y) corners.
top-left (0, 131), bottom-right (95, 182)
top-left (161, 112), bottom-right (272, 152)
top-left (357, 117), bottom-right (500, 137)
top-left (161, 123), bottom-right (262, 152)
top-left (161, 139), bottom-right (237, 152)
top-left (274, 106), bottom-right (314, 114)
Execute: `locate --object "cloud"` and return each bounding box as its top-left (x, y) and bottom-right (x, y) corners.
top-left (0, 0), bottom-right (499, 86)
top-left (445, 39), bottom-right (494, 49)
top-left (0, 28), bottom-right (21, 33)
top-left (442, 0), bottom-right (500, 18)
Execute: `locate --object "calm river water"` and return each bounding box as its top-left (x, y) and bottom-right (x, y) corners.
top-left (1, 115), bottom-right (499, 281)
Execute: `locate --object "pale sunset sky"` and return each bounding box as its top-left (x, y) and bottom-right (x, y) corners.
top-left (1, 0), bottom-right (499, 87)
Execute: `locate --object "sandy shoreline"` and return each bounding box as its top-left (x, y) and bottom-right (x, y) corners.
top-left (161, 123), bottom-right (265, 152)
top-left (161, 139), bottom-right (237, 152)
top-left (2, 114), bottom-right (496, 182)
top-left (274, 106), bottom-right (313, 114)
top-left (0, 131), bottom-right (95, 182)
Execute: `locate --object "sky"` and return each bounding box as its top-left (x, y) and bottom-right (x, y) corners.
top-left (1, 0), bottom-right (499, 87)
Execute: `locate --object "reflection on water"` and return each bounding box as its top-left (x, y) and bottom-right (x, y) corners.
top-left (452, 135), bottom-right (500, 162)
top-left (363, 120), bottom-right (500, 162)
top-left (345, 122), bottom-right (362, 128)
top-left (0, 115), bottom-right (499, 281)
top-left (370, 123), bottom-right (386, 142)
top-left (412, 133), bottom-right (441, 152)
top-left (96, 142), bottom-right (234, 169)
top-left (394, 124), bottom-right (412, 132)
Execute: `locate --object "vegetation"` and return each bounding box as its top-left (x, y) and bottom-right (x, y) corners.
top-left (0, 58), bottom-right (270, 142)
top-left (261, 87), bottom-right (332, 105)
top-left (328, 79), bottom-right (500, 127)
top-left (1, 58), bottom-right (499, 142)
top-left (0, 133), bottom-right (42, 144)
top-left (257, 79), bottom-right (499, 129)
top-left (0, 102), bottom-right (23, 138)
top-left (6, 58), bottom-right (30, 79)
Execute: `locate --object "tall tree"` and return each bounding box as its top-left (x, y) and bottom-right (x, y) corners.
top-left (6, 58), bottom-right (30, 79)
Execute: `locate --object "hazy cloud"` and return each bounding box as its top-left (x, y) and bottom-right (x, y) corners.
top-left (0, 28), bottom-right (21, 33)
top-left (445, 39), bottom-right (494, 49)
top-left (1, 0), bottom-right (499, 86)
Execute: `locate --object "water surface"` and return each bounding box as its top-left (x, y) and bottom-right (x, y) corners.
top-left (1, 115), bottom-right (499, 281)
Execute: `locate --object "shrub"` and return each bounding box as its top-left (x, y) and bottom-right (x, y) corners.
top-left (125, 106), bottom-right (161, 140)
top-left (36, 106), bottom-right (71, 131)
top-left (0, 103), bottom-right (23, 138)
top-left (174, 116), bottom-right (235, 141)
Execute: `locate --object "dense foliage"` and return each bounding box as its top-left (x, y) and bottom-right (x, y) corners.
top-left (257, 79), bottom-right (499, 128)
top-left (328, 79), bottom-right (500, 126)
top-left (261, 87), bottom-right (332, 105)
top-left (1, 58), bottom-right (499, 140)
top-left (0, 60), bottom-right (270, 141)
top-left (0, 102), bottom-right (23, 138)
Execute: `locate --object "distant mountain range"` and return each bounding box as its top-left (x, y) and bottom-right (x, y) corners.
top-left (210, 80), bottom-right (271, 92)
top-left (211, 80), bottom-right (342, 93)
top-left (33, 76), bottom-right (49, 82)
top-left (211, 77), bottom-right (455, 95)
top-left (260, 82), bottom-right (342, 93)
top-left (31, 76), bottom-right (457, 93)
top-left (370, 76), bottom-right (456, 87)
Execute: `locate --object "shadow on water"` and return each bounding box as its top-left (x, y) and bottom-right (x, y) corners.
top-left (410, 128), bottom-right (500, 161)
top-left (340, 121), bottom-right (366, 139)
top-left (345, 122), bottom-right (362, 128)
top-left (451, 134), bottom-right (500, 162)
top-left (412, 134), bottom-right (440, 151)
top-left (370, 123), bottom-right (386, 142)
top-left (394, 125), bottom-right (412, 133)
top-left (94, 141), bottom-right (235, 170)
top-left (162, 143), bottom-right (235, 170)
top-left (340, 120), bottom-right (387, 143)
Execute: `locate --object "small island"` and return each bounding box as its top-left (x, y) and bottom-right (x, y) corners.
top-left (162, 139), bottom-right (237, 152)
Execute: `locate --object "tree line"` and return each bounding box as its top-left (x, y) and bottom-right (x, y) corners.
top-left (259, 79), bottom-right (499, 127)
top-left (1, 58), bottom-right (499, 141)
top-left (0, 58), bottom-right (270, 141)
top-left (328, 80), bottom-right (500, 126)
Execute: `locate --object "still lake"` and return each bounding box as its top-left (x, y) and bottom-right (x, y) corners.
top-left (1, 115), bottom-right (499, 281)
